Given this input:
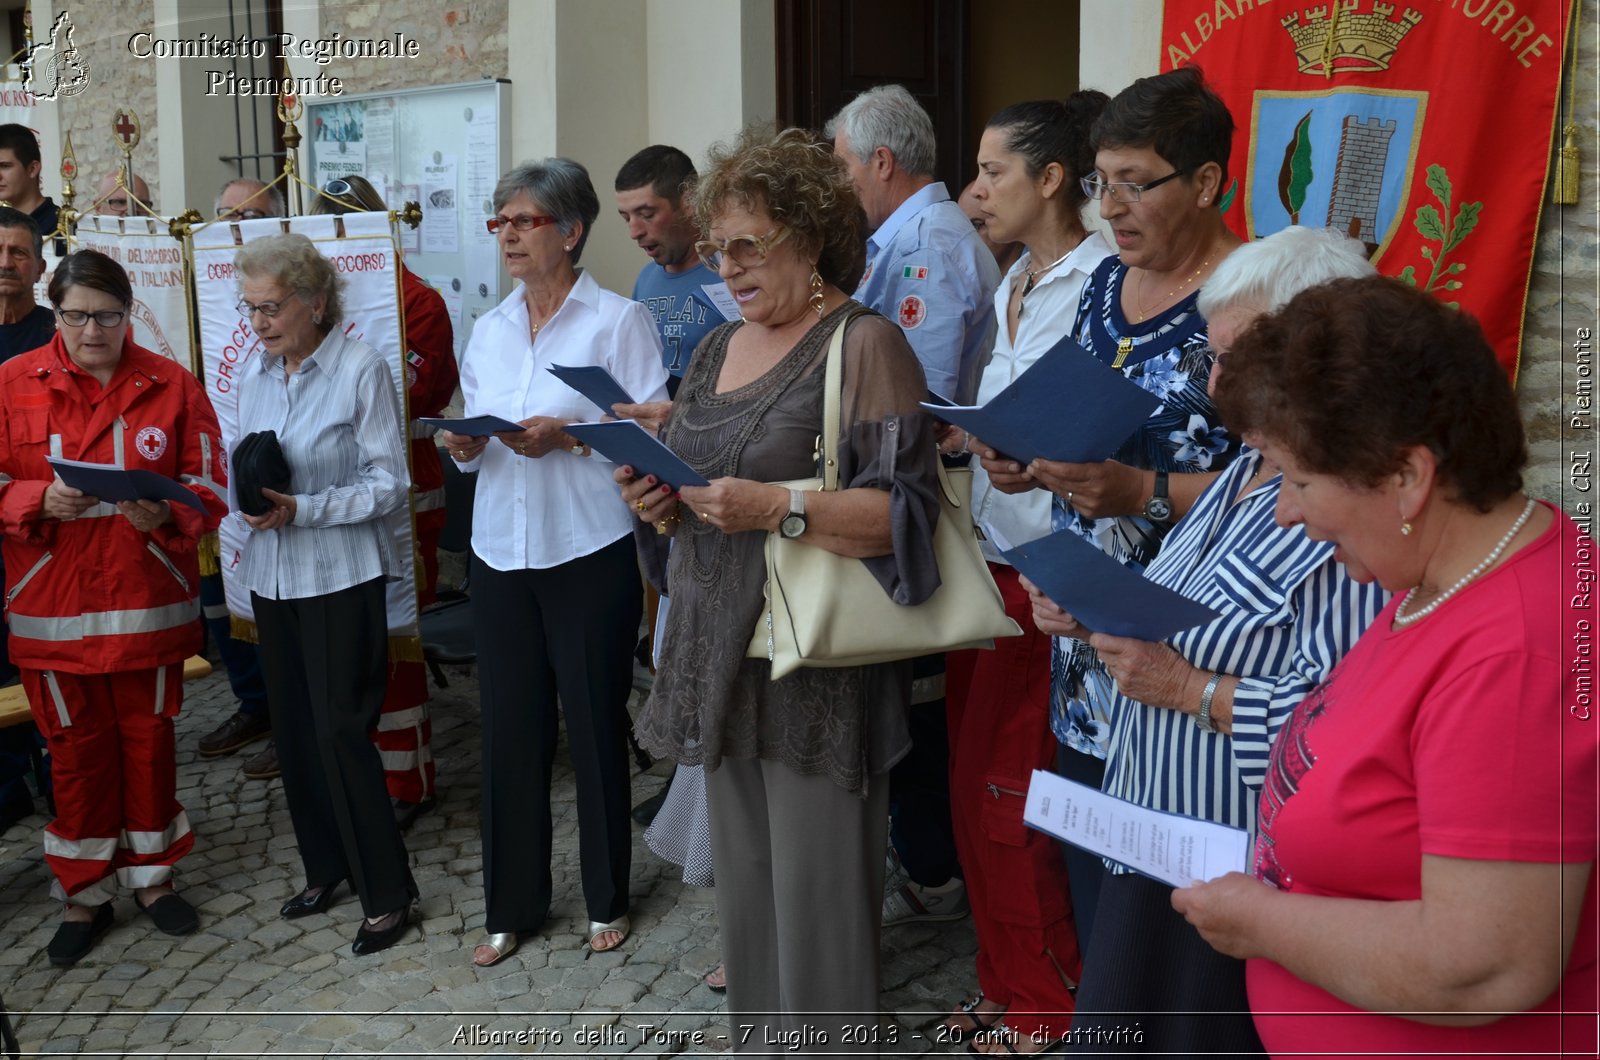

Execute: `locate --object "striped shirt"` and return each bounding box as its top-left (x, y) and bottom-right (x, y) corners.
top-left (236, 329), bottom-right (409, 601)
top-left (1099, 447), bottom-right (1389, 872)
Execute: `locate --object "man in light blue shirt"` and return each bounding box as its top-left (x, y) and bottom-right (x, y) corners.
top-left (614, 146), bottom-right (730, 398)
top-left (829, 84), bottom-right (1000, 929)
top-left (829, 84), bottom-right (1001, 404)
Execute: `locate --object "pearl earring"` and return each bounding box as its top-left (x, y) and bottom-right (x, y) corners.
top-left (1400, 521), bottom-right (1413, 536)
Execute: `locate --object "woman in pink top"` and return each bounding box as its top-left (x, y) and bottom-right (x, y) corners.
top-left (1176, 275), bottom-right (1597, 1058)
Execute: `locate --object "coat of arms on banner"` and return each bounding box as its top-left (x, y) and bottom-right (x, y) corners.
top-left (1162, 0), bottom-right (1573, 378)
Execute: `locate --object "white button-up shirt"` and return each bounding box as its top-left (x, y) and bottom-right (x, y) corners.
top-left (236, 329), bottom-right (410, 600)
top-left (459, 269), bottom-right (668, 571)
top-left (972, 231), bottom-right (1114, 561)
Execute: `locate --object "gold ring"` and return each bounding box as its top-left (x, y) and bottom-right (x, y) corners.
top-left (635, 499), bottom-right (648, 512)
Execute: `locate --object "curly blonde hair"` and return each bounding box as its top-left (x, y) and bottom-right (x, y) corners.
top-left (694, 125), bottom-right (864, 290)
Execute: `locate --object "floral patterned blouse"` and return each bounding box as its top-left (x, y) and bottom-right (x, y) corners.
top-left (1049, 255), bottom-right (1239, 758)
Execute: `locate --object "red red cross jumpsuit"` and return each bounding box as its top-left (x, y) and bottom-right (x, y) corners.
top-left (0, 334), bottom-right (226, 906)
top-left (373, 269), bottom-right (458, 804)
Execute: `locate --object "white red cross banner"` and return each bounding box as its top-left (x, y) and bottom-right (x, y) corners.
top-left (75, 215), bottom-right (194, 374)
top-left (188, 212), bottom-right (418, 642)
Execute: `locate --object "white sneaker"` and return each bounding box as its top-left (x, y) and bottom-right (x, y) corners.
top-left (883, 875), bottom-right (969, 925)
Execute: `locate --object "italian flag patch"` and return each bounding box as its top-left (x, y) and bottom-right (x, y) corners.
top-left (902, 266), bottom-right (928, 280)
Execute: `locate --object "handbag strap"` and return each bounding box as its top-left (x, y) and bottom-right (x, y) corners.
top-left (819, 309), bottom-right (863, 492)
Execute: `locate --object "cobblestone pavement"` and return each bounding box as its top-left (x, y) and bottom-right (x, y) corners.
top-left (0, 659), bottom-right (980, 1057)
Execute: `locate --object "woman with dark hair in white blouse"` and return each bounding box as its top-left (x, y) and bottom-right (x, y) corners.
top-left (234, 232), bottom-right (415, 957)
top-left (443, 158), bottom-right (668, 968)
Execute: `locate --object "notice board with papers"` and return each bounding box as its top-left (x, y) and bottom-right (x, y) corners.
top-left (302, 79), bottom-right (511, 357)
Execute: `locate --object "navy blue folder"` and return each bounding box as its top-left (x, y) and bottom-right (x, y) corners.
top-left (47, 458), bottom-right (210, 515)
top-left (1000, 529), bottom-right (1220, 643)
top-left (920, 334), bottom-right (1161, 466)
top-left (547, 364), bottom-right (638, 416)
top-left (564, 420), bottom-right (710, 489)
top-left (416, 414), bottom-right (526, 436)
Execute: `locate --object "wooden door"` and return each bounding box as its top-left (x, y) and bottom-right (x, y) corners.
top-left (777, 0), bottom-right (972, 194)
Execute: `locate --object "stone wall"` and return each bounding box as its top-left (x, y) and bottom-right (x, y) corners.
top-left (57, 1), bottom-right (160, 218)
top-left (313, 0), bottom-right (508, 94)
top-left (1521, 2), bottom-right (1597, 504)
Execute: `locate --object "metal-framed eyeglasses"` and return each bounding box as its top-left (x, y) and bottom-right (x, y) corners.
top-left (694, 227), bottom-right (791, 271)
top-left (58, 308), bottom-right (128, 328)
top-left (485, 213), bottom-right (560, 235)
top-left (236, 297), bottom-right (293, 319)
top-left (1079, 168), bottom-right (1192, 203)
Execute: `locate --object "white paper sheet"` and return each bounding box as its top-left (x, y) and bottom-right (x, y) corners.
top-left (1023, 770), bottom-right (1249, 888)
top-left (701, 281), bottom-right (742, 322)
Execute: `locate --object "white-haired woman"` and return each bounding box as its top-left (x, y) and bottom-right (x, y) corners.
top-left (444, 158), bottom-right (668, 967)
top-left (234, 232), bottom-right (415, 956)
top-left (1023, 227), bottom-right (1389, 1052)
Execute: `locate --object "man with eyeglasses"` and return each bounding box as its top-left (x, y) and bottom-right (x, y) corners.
top-left (94, 172), bottom-right (153, 219)
top-left (192, 176), bottom-right (284, 779)
top-left (214, 178), bottom-right (284, 223)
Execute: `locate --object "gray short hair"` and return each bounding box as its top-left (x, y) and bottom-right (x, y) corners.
top-left (234, 233), bottom-right (344, 331)
top-left (492, 158), bottom-right (599, 264)
top-left (825, 84), bottom-right (936, 179)
top-left (215, 178), bottom-right (285, 219)
top-left (1198, 226), bottom-right (1376, 319)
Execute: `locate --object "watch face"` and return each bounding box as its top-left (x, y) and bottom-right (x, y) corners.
top-left (1145, 496), bottom-right (1173, 522)
top-left (780, 514), bottom-right (807, 538)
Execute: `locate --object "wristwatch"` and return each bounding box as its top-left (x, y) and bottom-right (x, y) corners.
top-left (779, 488), bottom-right (808, 539)
top-left (1196, 671), bottom-right (1224, 733)
top-left (1143, 470), bottom-right (1173, 523)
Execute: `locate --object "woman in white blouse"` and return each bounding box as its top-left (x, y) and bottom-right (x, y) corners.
top-left (442, 159), bottom-right (668, 968)
top-left (937, 92), bottom-right (1115, 1052)
top-left (234, 233), bottom-right (415, 956)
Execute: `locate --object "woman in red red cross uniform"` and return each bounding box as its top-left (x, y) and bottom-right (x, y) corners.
top-left (0, 250), bottom-right (227, 965)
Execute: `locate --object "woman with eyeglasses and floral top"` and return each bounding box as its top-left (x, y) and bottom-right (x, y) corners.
top-left (444, 158), bottom-right (668, 969)
top-left (0, 250), bottom-right (227, 965)
top-left (613, 126), bottom-right (941, 1053)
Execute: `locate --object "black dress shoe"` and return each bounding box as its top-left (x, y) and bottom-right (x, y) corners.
top-left (392, 796), bottom-right (436, 832)
top-left (351, 906), bottom-right (411, 956)
top-left (632, 786), bottom-right (668, 826)
top-left (135, 892), bottom-right (199, 936)
top-left (47, 903), bottom-right (114, 966)
top-left (280, 880), bottom-right (344, 919)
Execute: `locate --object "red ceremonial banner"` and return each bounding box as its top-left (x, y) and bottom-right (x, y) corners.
top-left (1160, 0), bottom-right (1574, 379)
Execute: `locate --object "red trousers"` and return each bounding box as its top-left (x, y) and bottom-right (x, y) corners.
top-left (376, 658), bottom-right (435, 803)
top-left (374, 507), bottom-right (443, 803)
top-left (27, 663), bottom-right (193, 905)
top-left (947, 565), bottom-right (1080, 1038)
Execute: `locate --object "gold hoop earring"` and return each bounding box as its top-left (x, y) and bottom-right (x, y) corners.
top-left (1400, 521), bottom-right (1413, 536)
top-left (809, 270), bottom-right (825, 319)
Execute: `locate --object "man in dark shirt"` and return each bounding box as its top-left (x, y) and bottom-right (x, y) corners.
top-left (0, 125), bottom-right (58, 252)
top-left (0, 208), bottom-right (54, 364)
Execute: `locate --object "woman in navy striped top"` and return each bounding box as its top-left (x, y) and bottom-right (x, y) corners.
top-left (1024, 227), bottom-right (1390, 1053)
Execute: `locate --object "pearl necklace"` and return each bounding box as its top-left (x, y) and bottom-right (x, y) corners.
top-left (1393, 498), bottom-right (1536, 627)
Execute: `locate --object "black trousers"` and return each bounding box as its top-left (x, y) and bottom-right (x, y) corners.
top-left (1056, 744), bottom-right (1107, 953)
top-left (253, 578), bottom-right (415, 918)
top-left (888, 653), bottom-right (960, 885)
top-left (474, 536), bottom-right (641, 933)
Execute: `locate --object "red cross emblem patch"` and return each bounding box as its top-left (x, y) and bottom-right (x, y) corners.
top-left (897, 294), bottom-right (926, 330)
top-left (135, 426), bottom-right (168, 461)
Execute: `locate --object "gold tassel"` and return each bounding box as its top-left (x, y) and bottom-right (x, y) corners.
top-left (1553, 123), bottom-right (1581, 206)
top-left (197, 532), bottom-right (220, 576)
top-left (388, 634), bottom-right (424, 664)
top-left (229, 616), bottom-right (260, 644)
top-left (1552, 0), bottom-right (1582, 205)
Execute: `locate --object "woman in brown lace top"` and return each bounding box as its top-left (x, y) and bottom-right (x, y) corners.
top-left (615, 127), bottom-right (941, 1051)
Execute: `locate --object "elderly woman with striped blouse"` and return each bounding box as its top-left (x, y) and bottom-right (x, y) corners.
top-left (235, 233), bottom-right (416, 957)
top-left (1023, 227), bottom-right (1390, 1054)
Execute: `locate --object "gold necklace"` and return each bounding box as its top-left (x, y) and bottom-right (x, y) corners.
top-left (1133, 257), bottom-right (1210, 323)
